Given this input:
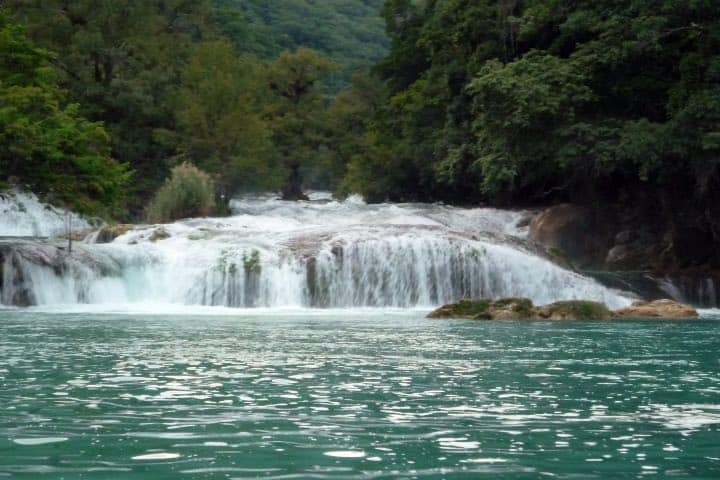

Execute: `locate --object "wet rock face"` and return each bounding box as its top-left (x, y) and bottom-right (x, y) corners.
top-left (0, 246), bottom-right (34, 307)
top-left (613, 299), bottom-right (699, 318)
top-left (530, 203), bottom-right (719, 273)
top-left (528, 204), bottom-right (611, 269)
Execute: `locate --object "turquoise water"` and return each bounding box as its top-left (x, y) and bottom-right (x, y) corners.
top-left (1, 311), bottom-right (719, 479)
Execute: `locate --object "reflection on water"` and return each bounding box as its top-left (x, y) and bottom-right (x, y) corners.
top-left (1, 311), bottom-right (719, 479)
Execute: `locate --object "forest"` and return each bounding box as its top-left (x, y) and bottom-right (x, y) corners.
top-left (1, 0), bottom-right (719, 266)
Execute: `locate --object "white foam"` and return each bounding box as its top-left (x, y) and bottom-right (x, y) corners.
top-left (324, 450), bottom-right (366, 458)
top-left (0, 190), bottom-right (90, 237)
top-left (13, 437), bottom-right (68, 446)
top-left (132, 453), bottom-right (181, 460)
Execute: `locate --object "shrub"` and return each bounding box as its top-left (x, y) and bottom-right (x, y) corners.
top-left (146, 163), bottom-right (215, 223)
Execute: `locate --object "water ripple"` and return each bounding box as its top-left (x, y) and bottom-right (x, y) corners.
top-left (1, 312), bottom-right (719, 478)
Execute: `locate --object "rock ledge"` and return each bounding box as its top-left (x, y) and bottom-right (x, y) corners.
top-left (613, 299), bottom-right (699, 318)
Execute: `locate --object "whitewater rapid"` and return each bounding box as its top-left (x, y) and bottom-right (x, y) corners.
top-left (1, 192), bottom-right (634, 310)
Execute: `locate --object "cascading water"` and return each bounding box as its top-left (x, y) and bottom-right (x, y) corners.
top-left (0, 193), bottom-right (633, 310)
top-left (0, 190), bottom-right (90, 237)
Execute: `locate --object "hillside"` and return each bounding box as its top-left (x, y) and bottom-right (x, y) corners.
top-left (214, 0), bottom-right (388, 86)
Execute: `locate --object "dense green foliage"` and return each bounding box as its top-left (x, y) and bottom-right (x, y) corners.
top-left (6, 0), bottom-right (213, 214)
top-left (2, 1), bottom-right (349, 217)
top-left (146, 162), bottom-right (216, 223)
top-left (176, 40), bottom-right (275, 210)
top-left (0, 12), bottom-right (129, 217)
top-left (336, 0), bottom-right (720, 262)
top-left (213, 0), bottom-right (388, 88)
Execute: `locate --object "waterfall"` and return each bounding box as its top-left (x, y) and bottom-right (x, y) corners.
top-left (0, 193), bottom-right (633, 310)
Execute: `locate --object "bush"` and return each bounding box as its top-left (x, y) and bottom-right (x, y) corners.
top-left (146, 163), bottom-right (215, 223)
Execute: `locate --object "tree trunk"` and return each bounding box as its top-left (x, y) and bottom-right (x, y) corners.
top-left (281, 164), bottom-right (309, 201)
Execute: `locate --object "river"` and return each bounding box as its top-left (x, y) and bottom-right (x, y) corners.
top-left (1, 310), bottom-right (719, 479)
top-left (1, 192), bottom-right (719, 478)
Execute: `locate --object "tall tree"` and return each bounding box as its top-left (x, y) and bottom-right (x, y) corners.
top-left (175, 40), bottom-right (275, 211)
top-left (264, 48), bottom-right (334, 200)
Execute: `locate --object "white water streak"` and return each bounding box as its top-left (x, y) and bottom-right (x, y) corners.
top-left (0, 191), bottom-right (90, 237)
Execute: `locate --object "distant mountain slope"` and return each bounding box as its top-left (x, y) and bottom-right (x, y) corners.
top-left (214, 0), bottom-right (388, 85)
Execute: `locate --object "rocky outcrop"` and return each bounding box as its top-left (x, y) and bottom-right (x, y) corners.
top-left (529, 204), bottom-right (611, 269)
top-left (429, 298), bottom-right (697, 320)
top-left (613, 299), bottom-right (698, 318)
top-left (529, 202), bottom-right (719, 273)
top-left (0, 245), bottom-right (33, 306)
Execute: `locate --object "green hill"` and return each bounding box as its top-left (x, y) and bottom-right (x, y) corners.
top-left (214, 0), bottom-right (388, 87)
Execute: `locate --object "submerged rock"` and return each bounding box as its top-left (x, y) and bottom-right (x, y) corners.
top-left (613, 299), bottom-right (698, 318)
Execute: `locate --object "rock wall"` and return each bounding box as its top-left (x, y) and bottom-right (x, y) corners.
top-left (529, 203), bottom-right (720, 307)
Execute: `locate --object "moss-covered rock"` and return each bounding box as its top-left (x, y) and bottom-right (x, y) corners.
top-left (487, 298), bottom-right (535, 319)
top-left (427, 299), bottom-right (492, 319)
top-left (535, 300), bottom-right (612, 320)
top-left (429, 298), bottom-right (612, 320)
top-left (428, 298), bottom-right (535, 320)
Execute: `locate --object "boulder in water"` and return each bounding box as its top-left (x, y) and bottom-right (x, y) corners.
top-left (149, 227), bottom-right (170, 242)
top-left (428, 298), bottom-right (534, 320)
top-left (95, 224), bottom-right (133, 244)
top-left (613, 299), bottom-right (698, 318)
top-left (429, 298), bottom-right (611, 320)
top-left (529, 204), bottom-right (592, 267)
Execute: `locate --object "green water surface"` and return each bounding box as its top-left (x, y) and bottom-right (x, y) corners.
top-left (0, 311), bottom-right (719, 479)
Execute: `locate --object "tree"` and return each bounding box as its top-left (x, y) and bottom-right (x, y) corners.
top-left (264, 48), bottom-right (334, 200)
top-left (0, 12), bottom-right (129, 217)
top-left (212, 0), bottom-right (388, 90)
top-left (176, 40), bottom-right (275, 212)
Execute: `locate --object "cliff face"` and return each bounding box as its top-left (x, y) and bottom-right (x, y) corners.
top-left (529, 203), bottom-right (719, 272)
top-left (528, 203), bottom-right (720, 308)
